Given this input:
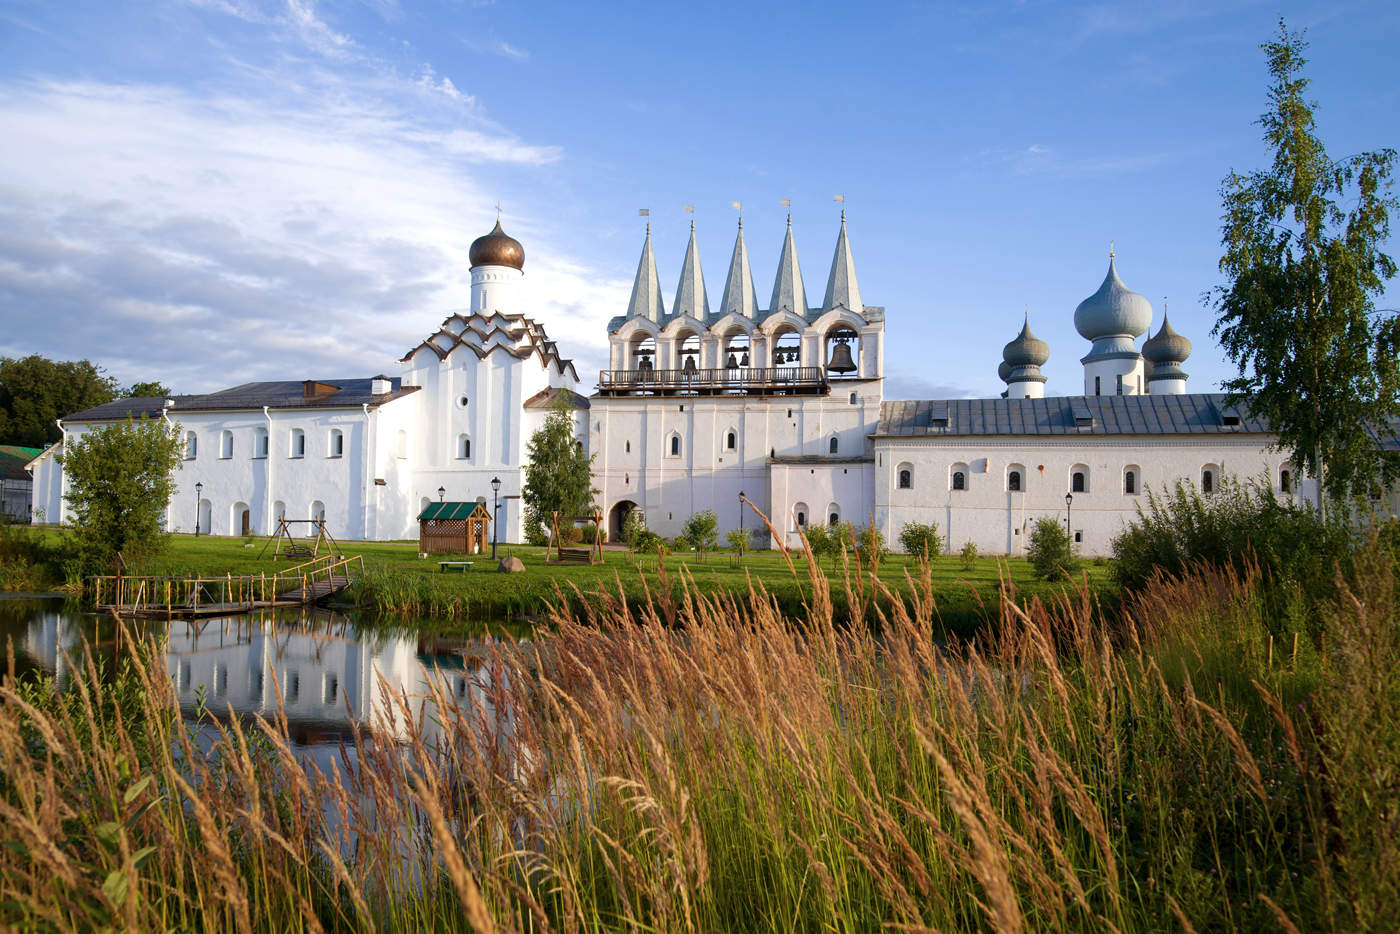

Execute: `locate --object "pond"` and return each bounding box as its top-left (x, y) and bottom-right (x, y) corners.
top-left (0, 595), bottom-right (520, 766)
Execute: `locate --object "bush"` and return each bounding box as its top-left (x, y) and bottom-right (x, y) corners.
top-left (524, 521), bottom-right (548, 547)
top-left (959, 540), bottom-right (979, 570)
top-left (802, 522), bottom-right (842, 566)
top-left (556, 525), bottom-right (583, 547)
top-left (1028, 517), bottom-right (1077, 581)
top-left (724, 526), bottom-right (752, 556)
top-left (854, 523), bottom-right (887, 567)
top-left (682, 510), bottom-right (719, 554)
top-left (623, 511), bottom-right (663, 554)
top-left (898, 521), bottom-right (941, 560)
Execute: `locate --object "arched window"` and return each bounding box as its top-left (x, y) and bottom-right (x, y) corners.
top-left (898, 467), bottom-right (913, 490)
top-left (669, 434), bottom-right (681, 457)
top-left (1072, 472), bottom-right (1085, 493)
top-left (457, 434), bottom-right (471, 460)
top-left (184, 431), bottom-right (197, 460)
top-left (1280, 467), bottom-right (1292, 494)
top-left (274, 501), bottom-right (286, 525)
top-left (849, 392), bottom-right (857, 405)
top-left (1008, 470), bottom-right (1022, 492)
top-left (311, 500), bottom-right (326, 524)
top-left (952, 471), bottom-right (966, 491)
top-left (625, 440), bottom-right (631, 453)
top-left (1124, 466), bottom-right (1139, 495)
top-left (829, 435), bottom-right (839, 454)
top-left (828, 503), bottom-right (841, 526)
top-left (328, 429), bottom-right (343, 458)
top-left (251, 427), bottom-right (268, 459)
top-left (1202, 468), bottom-right (1215, 494)
top-left (576, 441), bottom-right (583, 454)
top-left (793, 502), bottom-right (808, 528)
top-left (726, 430), bottom-right (737, 451)
top-left (220, 430), bottom-right (233, 459)
top-left (290, 428), bottom-right (305, 458)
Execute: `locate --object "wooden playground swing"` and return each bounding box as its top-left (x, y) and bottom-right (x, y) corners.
top-left (259, 518), bottom-right (340, 560)
top-left (548, 511), bottom-right (604, 565)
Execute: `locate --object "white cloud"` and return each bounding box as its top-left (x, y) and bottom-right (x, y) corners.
top-left (493, 40), bottom-right (528, 61)
top-left (0, 77), bottom-right (621, 391)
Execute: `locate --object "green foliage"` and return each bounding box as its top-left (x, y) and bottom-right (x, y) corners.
top-left (802, 521), bottom-right (841, 566)
top-left (1028, 516), bottom-right (1077, 581)
top-left (522, 394), bottom-right (596, 543)
top-left (724, 526), bottom-right (751, 556)
top-left (1212, 21), bottom-right (1399, 510)
top-left (123, 381), bottom-right (171, 398)
top-left (59, 417), bottom-right (183, 572)
top-left (1111, 477), bottom-right (1352, 627)
top-left (898, 521), bottom-right (941, 560)
top-left (682, 510), bottom-right (719, 554)
top-left (959, 540), bottom-right (978, 570)
top-left (0, 522), bottom-right (64, 591)
top-left (854, 523), bottom-right (886, 567)
top-left (0, 355), bottom-right (117, 447)
top-left (620, 508), bottom-right (662, 554)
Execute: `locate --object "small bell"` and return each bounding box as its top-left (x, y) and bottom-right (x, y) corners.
top-left (740, 351), bottom-right (750, 366)
top-left (683, 355), bottom-right (698, 374)
top-left (726, 353), bottom-right (738, 369)
top-left (827, 338), bottom-right (857, 375)
top-left (638, 356), bottom-right (653, 373)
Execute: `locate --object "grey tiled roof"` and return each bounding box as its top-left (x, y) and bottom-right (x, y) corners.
top-left (874, 394), bottom-right (1273, 438)
top-left (64, 378), bottom-right (418, 421)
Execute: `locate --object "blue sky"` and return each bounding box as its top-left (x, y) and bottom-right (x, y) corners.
top-left (1, 0), bottom-right (1396, 398)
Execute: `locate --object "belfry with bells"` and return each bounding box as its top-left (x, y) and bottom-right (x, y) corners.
top-left (600, 209), bottom-right (885, 394)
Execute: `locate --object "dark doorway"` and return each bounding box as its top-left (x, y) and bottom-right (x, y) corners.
top-left (239, 508), bottom-right (251, 536)
top-left (610, 500), bottom-right (639, 543)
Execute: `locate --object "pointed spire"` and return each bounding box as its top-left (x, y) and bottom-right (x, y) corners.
top-left (672, 220), bottom-right (709, 320)
top-left (624, 223), bottom-right (666, 322)
top-left (719, 218), bottom-right (758, 319)
top-left (821, 209), bottom-right (863, 313)
top-left (769, 214), bottom-right (808, 316)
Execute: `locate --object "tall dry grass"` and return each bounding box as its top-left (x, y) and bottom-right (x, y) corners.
top-left (2, 535), bottom-right (1399, 931)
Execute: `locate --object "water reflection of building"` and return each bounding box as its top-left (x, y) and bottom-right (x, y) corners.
top-left (8, 605), bottom-right (500, 746)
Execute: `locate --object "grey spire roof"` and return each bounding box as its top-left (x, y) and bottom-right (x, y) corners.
top-left (1142, 313), bottom-right (1192, 364)
top-left (672, 220), bottom-right (710, 320)
top-left (821, 210), bottom-right (863, 313)
top-left (624, 224), bottom-right (666, 322)
top-left (1074, 255), bottom-right (1152, 348)
top-left (1001, 314), bottom-right (1050, 385)
top-left (718, 218), bottom-right (758, 319)
top-left (768, 214), bottom-right (808, 316)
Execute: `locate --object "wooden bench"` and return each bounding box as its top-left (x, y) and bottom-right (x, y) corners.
top-left (438, 561), bottom-right (473, 573)
top-left (556, 547), bottom-right (594, 565)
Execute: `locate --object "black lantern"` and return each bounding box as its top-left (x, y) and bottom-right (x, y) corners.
top-left (491, 476), bottom-right (502, 560)
top-left (438, 486), bottom-right (445, 502)
top-left (194, 481), bottom-right (203, 537)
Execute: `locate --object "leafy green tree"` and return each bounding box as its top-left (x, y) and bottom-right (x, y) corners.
top-left (1212, 22), bottom-right (1399, 514)
top-left (622, 509), bottom-right (663, 554)
top-left (853, 523), bottom-right (886, 569)
top-left (898, 521), bottom-right (941, 560)
top-left (682, 510), bottom-right (719, 555)
top-left (60, 417), bottom-right (183, 571)
top-left (1027, 517), bottom-right (1077, 582)
top-left (125, 381), bottom-right (171, 398)
top-left (522, 395), bottom-right (596, 544)
top-left (724, 526), bottom-right (752, 557)
top-left (0, 355), bottom-right (118, 447)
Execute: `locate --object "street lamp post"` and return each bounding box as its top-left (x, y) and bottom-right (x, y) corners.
top-left (194, 482), bottom-right (202, 537)
top-left (437, 486), bottom-right (445, 503)
top-left (491, 476), bottom-right (502, 560)
top-left (1064, 492), bottom-right (1073, 540)
top-left (739, 490), bottom-right (745, 535)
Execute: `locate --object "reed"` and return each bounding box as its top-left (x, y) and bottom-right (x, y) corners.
top-left (2, 534), bottom-right (1398, 931)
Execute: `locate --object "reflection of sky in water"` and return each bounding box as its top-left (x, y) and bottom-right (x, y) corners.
top-left (0, 597), bottom-right (509, 751)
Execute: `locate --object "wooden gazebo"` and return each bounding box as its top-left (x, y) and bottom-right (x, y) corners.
top-left (418, 501), bottom-right (491, 555)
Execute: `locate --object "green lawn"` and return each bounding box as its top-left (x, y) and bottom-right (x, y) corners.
top-left (117, 532), bottom-right (1116, 637)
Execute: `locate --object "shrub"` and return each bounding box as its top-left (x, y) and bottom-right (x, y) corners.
top-left (854, 523), bottom-right (887, 568)
top-left (802, 522), bottom-right (841, 566)
top-left (724, 526), bottom-right (751, 556)
top-left (1028, 517), bottom-right (1077, 581)
top-left (959, 540), bottom-right (978, 570)
top-left (898, 521), bottom-right (941, 560)
top-left (682, 510), bottom-right (719, 555)
top-left (556, 525), bottom-right (583, 547)
top-left (623, 511), bottom-right (663, 555)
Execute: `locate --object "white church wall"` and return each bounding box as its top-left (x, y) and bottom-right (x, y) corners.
top-left (875, 434), bottom-right (1313, 557)
top-left (768, 460), bottom-right (875, 550)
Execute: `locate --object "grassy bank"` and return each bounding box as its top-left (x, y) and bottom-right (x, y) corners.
top-left (4, 541), bottom-right (1398, 930)
top-left (129, 531), bottom-right (1113, 635)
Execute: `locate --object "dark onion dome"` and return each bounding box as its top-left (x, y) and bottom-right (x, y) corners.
top-left (469, 219), bottom-right (525, 270)
top-left (1142, 314), bottom-right (1192, 364)
top-left (998, 359), bottom-right (1013, 384)
top-left (1074, 256), bottom-right (1152, 341)
top-left (1002, 317), bottom-right (1050, 368)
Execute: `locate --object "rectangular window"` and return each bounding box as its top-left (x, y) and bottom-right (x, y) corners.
top-left (1116, 374), bottom-right (1123, 395)
top-left (1095, 376), bottom-right (1101, 396)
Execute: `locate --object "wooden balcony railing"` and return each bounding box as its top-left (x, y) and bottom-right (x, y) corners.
top-left (598, 366), bottom-right (827, 394)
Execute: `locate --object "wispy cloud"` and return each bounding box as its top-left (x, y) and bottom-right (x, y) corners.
top-left (493, 40), bottom-right (528, 61)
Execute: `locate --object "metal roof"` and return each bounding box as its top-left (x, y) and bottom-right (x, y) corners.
top-left (63, 378), bottom-right (418, 421)
top-left (874, 394), bottom-right (1275, 438)
top-left (0, 445), bottom-right (42, 481)
top-left (418, 501), bottom-right (489, 521)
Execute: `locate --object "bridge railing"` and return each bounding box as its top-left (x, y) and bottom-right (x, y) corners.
top-left (598, 366), bottom-right (826, 393)
top-left (91, 554), bottom-right (365, 613)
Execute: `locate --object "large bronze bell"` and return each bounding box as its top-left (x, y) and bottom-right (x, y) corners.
top-left (726, 352), bottom-right (738, 369)
top-left (682, 355), bottom-right (698, 373)
top-left (827, 338), bottom-right (857, 374)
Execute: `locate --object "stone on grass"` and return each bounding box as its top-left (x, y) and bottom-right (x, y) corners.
top-left (498, 556), bottom-right (525, 573)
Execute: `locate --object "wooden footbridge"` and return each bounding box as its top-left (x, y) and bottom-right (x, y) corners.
top-left (92, 554), bottom-right (364, 620)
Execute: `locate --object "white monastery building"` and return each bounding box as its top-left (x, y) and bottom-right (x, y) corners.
top-left (31, 212), bottom-right (1322, 555)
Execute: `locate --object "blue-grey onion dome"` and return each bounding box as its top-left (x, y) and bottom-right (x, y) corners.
top-left (469, 220), bottom-right (525, 270)
top-left (1002, 319), bottom-right (1050, 367)
top-left (998, 359), bottom-right (1013, 383)
top-left (1142, 315), bottom-right (1192, 364)
top-left (1074, 257), bottom-right (1152, 341)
